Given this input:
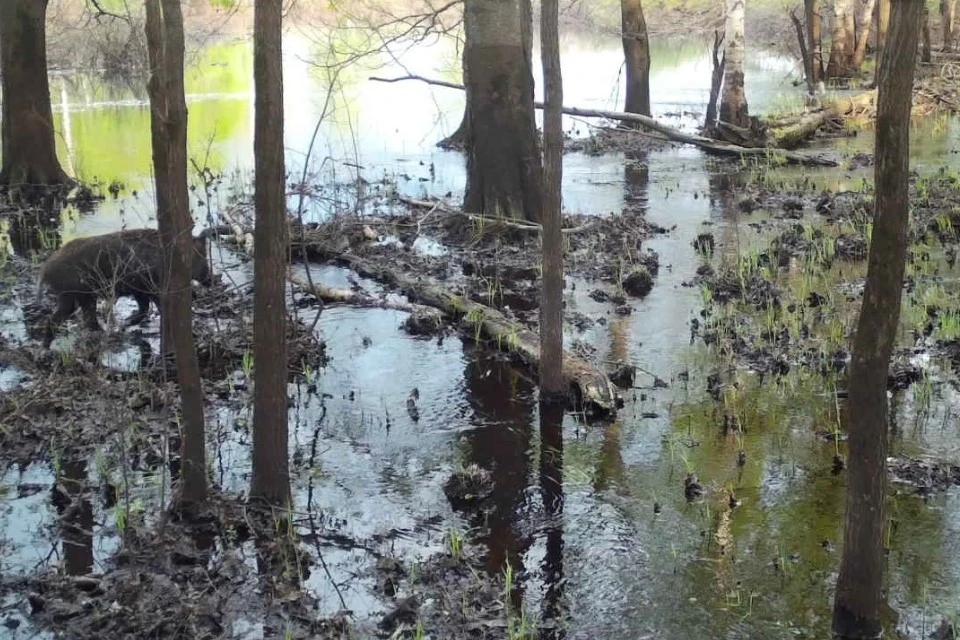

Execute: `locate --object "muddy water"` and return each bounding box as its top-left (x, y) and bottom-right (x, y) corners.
top-left (2, 28), bottom-right (960, 639)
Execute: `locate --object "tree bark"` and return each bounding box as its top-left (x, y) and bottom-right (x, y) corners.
top-left (621, 0), bottom-right (651, 118)
top-left (250, 0), bottom-right (291, 509)
top-left (540, 0), bottom-right (564, 398)
top-left (853, 0), bottom-right (879, 67)
top-left (0, 0), bottom-right (71, 192)
top-left (827, 0), bottom-right (857, 76)
top-left (719, 0), bottom-right (749, 128)
top-left (806, 0), bottom-right (824, 83)
top-left (145, 0), bottom-right (207, 508)
top-left (943, 0), bottom-right (956, 50)
top-left (876, 0), bottom-right (891, 83)
top-left (922, 3), bottom-right (932, 61)
top-left (832, 0), bottom-right (921, 637)
top-left (463, 0), bottom-right (543, 223)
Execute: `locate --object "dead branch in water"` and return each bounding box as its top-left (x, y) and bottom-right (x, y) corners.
top-left (368, 74), bottom-right (839, 166)
top-left (398, 196), bottom-right (595, 233)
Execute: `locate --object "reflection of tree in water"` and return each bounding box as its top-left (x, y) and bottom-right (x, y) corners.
top-left (52, 452), bottom-right (94, 576)
top-left (623, 150), bottom-right (650, 212)
top-left (461, 347), bottom-right (534, 605)
top-left (707, 165), bottom-right (746, 221)
top-left (5, 201), bottom-right (64, 257)
top-left (539, 400), bottom-right (566, 639)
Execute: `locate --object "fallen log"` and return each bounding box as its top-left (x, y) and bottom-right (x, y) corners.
top-left (765, 91), bottom-right (877, 149)
top-left (369, 75), bottom-right (838, 167)
top-left (321, 249), bottom-right (620, 417)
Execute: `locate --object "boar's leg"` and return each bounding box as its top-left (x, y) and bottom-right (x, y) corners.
top-left (43, 295), bottom-right (79, 347)
top-left (78, 295), bottom-right (102, 332)
top-left (125, 294), bottom-right (153, 327)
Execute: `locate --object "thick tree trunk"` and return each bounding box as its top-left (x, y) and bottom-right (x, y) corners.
top-left (621, 0), bottom-right (651, 117)
top-left (922, 3), bottom-right (932, 61)
top-left (719, 0), bottom-right (749, 128)
top-left (541, 0), bottom-right (564, 398)
top-left (853, 0), bottom-right (879, 67)
top-left (145, 0), bottom-right (207, 508)
top-left (832, 0), bottom-right (921, 637)
top-left (705, 30), bottom-right (725, 129)
top-left (463, 0), bottom-right (543, 223)
top-left (250, 0), bottom-right (291, 509)
top-left (805, 0), bottom-right (824, 82)
top-left (944, 0), bottom-right (956, 50)
top-left (827, 0), bottom-right (857, 76)
top-left (0, 0), bottom-right (71, 191)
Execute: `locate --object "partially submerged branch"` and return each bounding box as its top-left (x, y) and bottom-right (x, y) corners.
top-left (369, 74), bottom-right (838, 166)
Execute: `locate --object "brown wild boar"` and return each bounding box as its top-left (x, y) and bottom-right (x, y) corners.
top-left (38, 229), bottom-right (214, 346)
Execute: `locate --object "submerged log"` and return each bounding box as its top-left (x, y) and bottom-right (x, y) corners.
top-left (369, 75), bottom-right (838, 167)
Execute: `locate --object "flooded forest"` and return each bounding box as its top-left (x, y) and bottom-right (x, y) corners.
top-left (2, 0), bottom-right (960, 638)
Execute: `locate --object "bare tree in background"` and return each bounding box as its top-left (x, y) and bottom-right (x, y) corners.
top-left (250, 0), bottom-right (291, 509)
top-left (943, 0), bottom-right (956, 50)
top-left (144, 0), bottom-right (207, 509)
top-left (827, 0), bottom-right (856, 77)
top-left (832, 0), bottom-right (922, 636)
top-left (719, 0), bottom-right (749, 128)
top-left (621, 0), bottom-right (651, 118)
top-left (0, 0), bottom-right (72, 194)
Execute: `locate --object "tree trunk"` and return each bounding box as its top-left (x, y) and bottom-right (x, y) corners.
top-left (705, 30), bottom-right (725, 129)
top-left (621, 0), bottom-right (651, 117)
top-left (145, 0), bottom-right (207, 509)
top-left (0, 0), bottom-right (71, 192)
top-left (250, 0), bottom-right (291, 509)
top-left (827, 0), bottom-right (857, 76)
top-left (876, 0), bottom-right (891, 83)
top-left (853, 0), bottom-right (879, 67)
top-left (806, 0), bottom-right (824, 82)
top-left (540, 0), bottom-right (564, 398)
top-left (832, 0), bottom-right (921, 637)
top-left (922, 3), bottom-right (932, 61)
top-left (791, 10), bottom-right (815, 92)
top-left (943, 0), bottom-right (956, 50)
top-left (719, 0), bottom-right (749, 128)
top-left (463, 0), bottom-right (543, 223)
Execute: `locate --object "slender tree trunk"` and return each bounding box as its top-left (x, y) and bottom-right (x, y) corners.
top-left (463, 0), bottom-right (543, 222)
top-left (145, 0), bottom-right (207, 508)
top-left (943, 0), bottom-right (956, 50)
top-left (705, 30), bottom-right (725, 129)
top-left (719, 0), bottom-right (749, 128)
top-left (853, 0), bottom-right (879, 67)
top-left (0, 0), bottom-right (71, 192)
top-left (621, 0), bottom-right (651, 117)
top-left (791, 10), bottom-right (815, 91)
top-left (832, 0), bottom-right (921, 637)
top-left (922, 3), bottom-right (932, 61)
top-left (827, 0), bottom-right (857, 76)
top-left (250, 0), bottom-right (291, 509)
top-left (540, 0), bottom-right (564, 398)
top-left (876, 0), bottom-right (891, 83)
